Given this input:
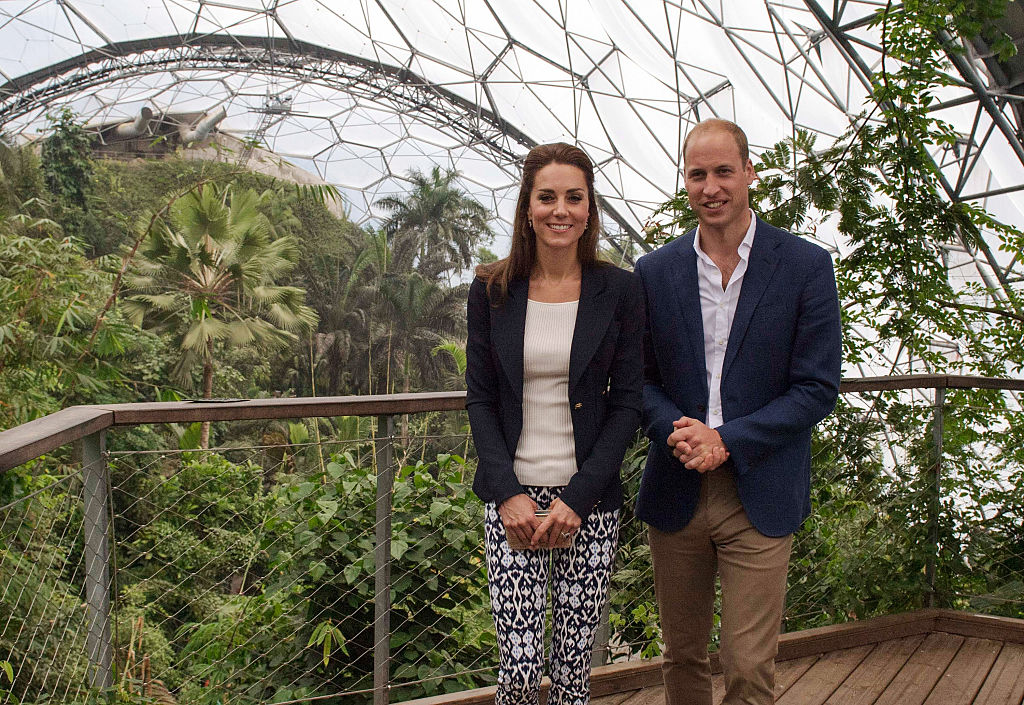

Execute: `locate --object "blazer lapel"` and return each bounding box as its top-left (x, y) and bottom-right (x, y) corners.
top-left (723, 218), bottom-right (780, 380)
top-left (569, 266), bottom-right (613, 393)
top-left (492, 278), bottom-right (528, 399)
top-left (672, 234), bottom-right (709, 402)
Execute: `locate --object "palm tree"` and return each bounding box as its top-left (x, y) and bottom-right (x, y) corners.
top-left (377, 271), bottom-right (467, 440)
top-left (378, 272), bottom-right (466, 394)
top-left (125, 184), bottom-right (318, 447)
top-left (375, 166), bottom-right (493, 282)
top-left (309, 170), bottom-right (492, 400)
top-left (326, 226), bottom-right (391, 395)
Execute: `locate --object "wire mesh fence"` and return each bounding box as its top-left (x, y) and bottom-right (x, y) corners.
top-left (0, 461), bottom-right (96, 703)
top-left (1, 386), bottom-right (1023, 704)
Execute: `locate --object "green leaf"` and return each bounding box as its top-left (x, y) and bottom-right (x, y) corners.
top-left (391, 538), bottom-right (410, 560)
top-left (429, 500), bottom-right (451, 521)
top-left (343, 563), bottom-right (363, 583)
top-left (309, 561), bottom-right (327, 581)
top-left (314, 498), bottom-right (339, 523)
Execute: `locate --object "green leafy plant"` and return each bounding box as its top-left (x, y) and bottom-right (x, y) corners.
top-left (308, 619), bottom-right (348, 667)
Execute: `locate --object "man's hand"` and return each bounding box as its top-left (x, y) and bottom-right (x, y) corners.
top-left (531, 498), bottom-right (582, 549)
top-left (498, 493), bottom-right (540, 547)
top-left (667, 417), bottom-right (730, 472)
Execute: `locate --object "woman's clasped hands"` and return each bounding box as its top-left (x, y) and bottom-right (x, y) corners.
top-left (498, 493), bottom-right (581, 549)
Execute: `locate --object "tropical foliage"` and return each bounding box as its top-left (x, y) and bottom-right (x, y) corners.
top-left (124, 184), bottom-right (318, 446)
top-left (3, 2), bottom-right (1024, 702)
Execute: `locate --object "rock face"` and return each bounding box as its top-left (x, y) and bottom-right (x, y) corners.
top-left (86, 110), bottom-right (347, 219)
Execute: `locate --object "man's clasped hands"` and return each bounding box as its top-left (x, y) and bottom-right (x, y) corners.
top-left (668, 416), bottom-right (730, 472)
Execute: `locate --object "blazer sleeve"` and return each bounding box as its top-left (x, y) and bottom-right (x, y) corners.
top-left (637, 257), bottom-right (685, 461)
top-left (465, 277), bottom-right (525, 506)
top-left (558, 271), bottom-right (644, 518)
top-left (716, 247), bottom-right (842, 473)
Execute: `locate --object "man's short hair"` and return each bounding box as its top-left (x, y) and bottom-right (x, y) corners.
top-left (682, 118), bottom-right (749, 165)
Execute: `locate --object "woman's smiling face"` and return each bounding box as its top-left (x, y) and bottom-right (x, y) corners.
top-left (527, 162), bottom-right (590, 257)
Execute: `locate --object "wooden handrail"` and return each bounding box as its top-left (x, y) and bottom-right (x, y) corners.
top-left (839, 374), bottom-right (1024, 393)
top-left (0, 392), bottom-right (465, 473)
top-left (0, 407), bottom-right (113, 473)
top-left (2, 376), bottom-right (1022, 472)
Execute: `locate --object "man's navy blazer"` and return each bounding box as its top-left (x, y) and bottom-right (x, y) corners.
top-left (466, 263), bottom-right (644, 519)
top-left (635, 218), bottom-right (842, 537)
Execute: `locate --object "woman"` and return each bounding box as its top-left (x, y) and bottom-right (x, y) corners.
top-left (466, 143), bottom-right (643, 705)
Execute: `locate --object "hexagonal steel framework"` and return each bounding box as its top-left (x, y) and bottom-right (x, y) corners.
top-left (1, 0), bottom-right (1022, 371)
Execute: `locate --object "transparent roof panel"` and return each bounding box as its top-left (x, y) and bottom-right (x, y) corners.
top-left (1, 0), bottom-right (1022, 295)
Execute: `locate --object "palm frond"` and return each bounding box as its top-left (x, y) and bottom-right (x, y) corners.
top-left (181, 317), bottom-right (232, 352)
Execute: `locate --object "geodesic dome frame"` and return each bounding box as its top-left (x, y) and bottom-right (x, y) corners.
top-left (1, 0), bottom-right (1022, 301)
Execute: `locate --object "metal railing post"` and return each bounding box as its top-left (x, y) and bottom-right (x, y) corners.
top-left (926, 386), bottom-right (945, 608)
top-left (81, 430), bottom-right (113, 689)
top-left (591, 597), bottom-right (611, 667)
top-left (373, 415), bottom-right (396, 705)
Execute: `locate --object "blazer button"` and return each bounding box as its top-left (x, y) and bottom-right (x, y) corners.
top-left (574, 402), bottom-right (583, 409)
top-left (698, 404), bottom-right (707, 412)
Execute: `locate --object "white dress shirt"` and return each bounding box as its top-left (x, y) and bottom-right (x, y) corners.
top-left (694, 210), bottom-right (757, 429)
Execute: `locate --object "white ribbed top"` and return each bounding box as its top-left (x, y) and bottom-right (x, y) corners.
top-left (513, 299), bottom-right (579, 487)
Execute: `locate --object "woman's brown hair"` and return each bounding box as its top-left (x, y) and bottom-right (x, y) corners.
top-left (476, 142), bottom-right (602, 303)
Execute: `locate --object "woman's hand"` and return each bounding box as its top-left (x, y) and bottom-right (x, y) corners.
top-left (531, 498), bottom-right (581, 549)
top-left (498, 493), bottom-right (540, 548)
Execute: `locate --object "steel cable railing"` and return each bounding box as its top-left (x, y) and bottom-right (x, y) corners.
top-left (0, 381), bottom-right (1022, 704)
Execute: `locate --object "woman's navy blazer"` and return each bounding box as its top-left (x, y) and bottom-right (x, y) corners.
top-left (465, 263), bottom-right (644, 519)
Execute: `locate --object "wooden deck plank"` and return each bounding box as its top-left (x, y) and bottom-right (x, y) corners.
top-left (872, 632), bottom-right (965, 705)
top-left (712, 654), bottom-right (819, 704)
top-left (617, 684), bottom-right (664, 705)
top-left (591, 690), bottom-right (641, 705)
top-left (922, 637), bottom-right (1002, 705)
top-left (775, 656), bottom-right (822, 698)
top-left (775, 645), bottom-right (873, 705)
top-left (972, 642), bottom-right (1024, 705)
top-left (393, 610), bottom-right (1024, 705)
top-left (821, 634), bottom-right (927, 705)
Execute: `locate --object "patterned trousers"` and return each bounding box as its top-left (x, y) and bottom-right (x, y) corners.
top-left (484, 485), bottom-right (620, 705)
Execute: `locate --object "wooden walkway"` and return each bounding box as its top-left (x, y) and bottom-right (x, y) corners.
top-left (403, 610), bottom-right (1024, 705)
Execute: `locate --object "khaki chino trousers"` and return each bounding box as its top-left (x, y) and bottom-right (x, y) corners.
top-left (649, 467), bottom-right (793, 705)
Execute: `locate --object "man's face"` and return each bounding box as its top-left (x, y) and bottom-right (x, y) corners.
top-left (683, 128), bottom-right (756, 234)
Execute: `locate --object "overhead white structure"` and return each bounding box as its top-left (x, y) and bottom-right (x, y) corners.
top-left (0, 1), bottom-right (1021, 275)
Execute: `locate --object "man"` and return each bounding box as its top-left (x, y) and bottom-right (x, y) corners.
top-left (635, 118), bottom-right (842, 705)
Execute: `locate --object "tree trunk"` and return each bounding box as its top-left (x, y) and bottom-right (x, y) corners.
top-left (200, 339), bottom-right (213, 449)
top-left (401, 360), bottom-right (411, 445)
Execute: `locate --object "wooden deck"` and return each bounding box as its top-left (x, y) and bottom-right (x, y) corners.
top-left (403, 610), bottom-right (1024, 705)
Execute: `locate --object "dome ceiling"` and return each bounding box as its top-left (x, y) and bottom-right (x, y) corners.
top-left (1, 0), bottom-right (1022, 266)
